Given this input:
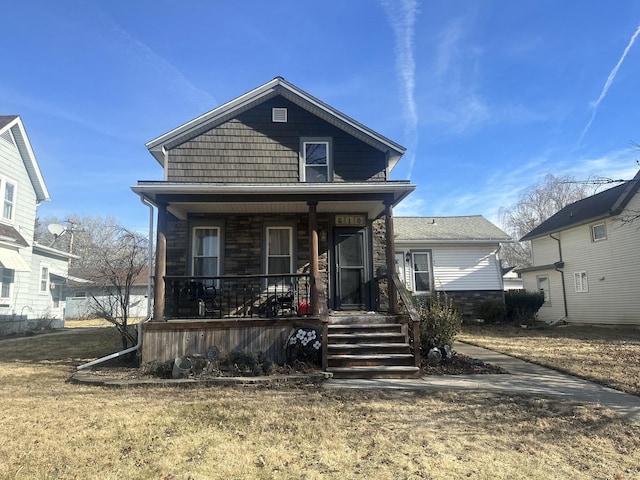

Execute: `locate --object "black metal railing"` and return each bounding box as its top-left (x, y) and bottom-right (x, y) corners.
top-left (164, 274), bottom-right (311, 320)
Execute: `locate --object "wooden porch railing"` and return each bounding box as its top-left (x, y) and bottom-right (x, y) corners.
top-left (390, 273), bottom-right (422, 368)
top-left (164, 273), bottom-right (312, 320)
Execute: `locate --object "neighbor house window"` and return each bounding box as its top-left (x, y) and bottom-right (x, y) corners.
top-left (301, 138), bottom-right (331, 182)
top-left (574, 271), bottom-right (588, 292)
top-left (266, 227), bottom-right (293, 286)
top-left (412, 252), bottom-right (431, 293)
top-left (192, 227), bottom-right (220, 276)
top-left (2, 180), bottom-right (16, 221)
top-left (39, 265), bottom-right (49, 293)
top-left (537, 275), bottom-right (550, 303)
top-left (1, 268), bottom-right (13, 298)
top-left (591, 223), bottom-right (607, 242)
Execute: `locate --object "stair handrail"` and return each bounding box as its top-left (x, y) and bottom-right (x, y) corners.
top-left (390, 273), bottom-right (421, 368)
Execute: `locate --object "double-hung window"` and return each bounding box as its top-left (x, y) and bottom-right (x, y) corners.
top-left (39, 265), bottom-right (49, 293)
top-left (574, 271), bottom-right (588, 292)
top-left (192, 227), bottom-right (220, 276)
top-left (301, 138), bottom-right (331, 182)
top-left (411, 252), bottom-right (431, 293)
top-left (1, 179), bottom-right (16, 222)
top-left (537, 275), bottom-right (550, 303)
top-left (1, 268), bottom-right (13, 298)
top-left (266, 227), bottom-right (293, 286)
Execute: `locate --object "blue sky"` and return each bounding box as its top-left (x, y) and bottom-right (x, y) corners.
top-left (2, 1), bottom-right (640, 232)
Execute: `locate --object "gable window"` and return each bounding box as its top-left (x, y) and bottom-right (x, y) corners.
top-left (1, 268), bottom-right (13, 298)
top-left (537, 275), bottom-right (550, 303)
top-left (266, 227), bottom-right (293, 286)
top-left (591, 223), bottom-right (607, 242)
top-left (574, 271), bottom-right (588, 292)
top-left (1, 180), bottom-right (16, 222)
top-left (411, 252), bottom-right (431, 294)
top-left (301, 138), bottom-right (331, 182)
top-left (39, 265), bottom-right (49, 293)
top-left (192, 227), bottom-right (220, 276)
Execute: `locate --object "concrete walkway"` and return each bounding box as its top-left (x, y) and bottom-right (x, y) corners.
top-left (324, 341), bottom-right (640, 424)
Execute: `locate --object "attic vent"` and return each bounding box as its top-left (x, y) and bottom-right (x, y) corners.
top-left (0, 130), bottom-right (14, 146)
top-left (272, 108), bottom-right (287, 123)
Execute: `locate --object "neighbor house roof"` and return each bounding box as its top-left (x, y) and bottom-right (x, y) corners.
top-left (0, 115), bottom-right (50, 203)
top-left (520, 169), bottom-right (640, 241)
top-left (145, 77), bottom-right (407, 171)
top-left (394, 216), bottom-right (512, 243)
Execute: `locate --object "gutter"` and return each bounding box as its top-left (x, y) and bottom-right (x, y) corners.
top-left (549, 233), bottom-right (568, 320)
top-left (76, 196), bottom-right (155, 370)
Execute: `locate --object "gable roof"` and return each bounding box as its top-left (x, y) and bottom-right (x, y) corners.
top-left (146, 77), bottom-right (407, 171)
top-left (520, 169), bottom-right (640, 241)
top-left (0, 115), bottom-right (50, 203)
top-left (394, 216), bottom-right (512, 243)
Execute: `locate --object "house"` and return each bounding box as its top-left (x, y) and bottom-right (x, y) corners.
top-left (132, 77), bottom-right (420, 377)
top-left (0, 115), bottom-right (74, 335)
top-left (394, 216), bottom-right (512, 317)
top-left (519, 169), bottom-right (640, 325)
top-left (502, 266), bottom-right (523, 291)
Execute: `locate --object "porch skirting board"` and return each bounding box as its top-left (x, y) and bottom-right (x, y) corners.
top-left (142, 318), bottom-right (324, 365)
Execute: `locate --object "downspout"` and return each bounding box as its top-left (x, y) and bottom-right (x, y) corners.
top-left (549, 233), bottom-right (568, 322)
top-left (76, 196), bottom-right (155, 370)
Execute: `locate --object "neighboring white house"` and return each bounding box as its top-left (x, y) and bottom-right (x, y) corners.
top-left (519, 169), bottom-right (640, 325)
top-left (394, 216), bottom-right (512, 318)
top-left (502, 266), bottom-right (524, 291)
top-left (0, 115), bottom-right (74, 335)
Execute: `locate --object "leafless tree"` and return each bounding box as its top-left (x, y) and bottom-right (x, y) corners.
top-left (499, 174), bottom-right (592, 268)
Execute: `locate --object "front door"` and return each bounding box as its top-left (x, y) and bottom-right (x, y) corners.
top-left (334, 228), bottom-right (367, 310)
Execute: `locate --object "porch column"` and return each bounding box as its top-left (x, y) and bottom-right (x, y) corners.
top-left (385, 200), bottom-right (398, 314)
top-left (308, 201), bottom-right (320, 315)
top-left (153, 202), bottom-right (167, 322)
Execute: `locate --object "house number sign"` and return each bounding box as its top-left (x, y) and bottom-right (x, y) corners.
top-left (335, 215), bottom-right (366, 226)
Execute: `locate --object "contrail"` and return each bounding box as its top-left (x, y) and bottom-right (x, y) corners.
top-left (579, 23), bottom-right (640, 143)
top-left (381, 0), bottom-right (419, 178)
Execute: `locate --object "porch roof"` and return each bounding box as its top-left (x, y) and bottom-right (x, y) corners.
top-left (132, 181), bottom-right (416, 220)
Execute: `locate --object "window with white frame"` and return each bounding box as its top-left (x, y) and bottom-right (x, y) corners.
top-left (266, 227), bottom-right (293, 283)
top-left (301, 138), bottom-right (331, 182)
top-left (412, 252), bottom-right (431, 293)
top-left (574, 271), bottom-right (588, 292)
top-left (192, 227), bottom-right (220, 276)
top-left (591, 223), bottom-right (607, 242)
top-left (537, 275), bottom-right (550, 303)
top-left (1, 179), bottom-right (16, 222)
top-left (39, 265), bottom-right (49, 293)
top-left (1, 268), bottom-right (13, 298)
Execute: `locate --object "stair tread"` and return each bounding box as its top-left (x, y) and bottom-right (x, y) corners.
top-left (328, 332), bottom-right (404, 337)
top-left (327, 366), bottom-right (420, 372)
top-left (327, 353), bottom-right (413, 359)
top-left (328, 342), bottom-right (411, 348)
top-left (328, 323), bottom-right (402, 329)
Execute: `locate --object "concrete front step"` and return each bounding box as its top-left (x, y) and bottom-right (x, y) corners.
top-left (328, 323), bottom-right (403, 334)
top-left (327, 332), bottom-right (406, 344)
top-left (327, 366), bottom-right (421, 379)
top-left (327, 353), bottom-right (415, 367)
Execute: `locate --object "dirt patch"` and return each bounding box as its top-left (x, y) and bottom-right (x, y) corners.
top-left (422, 353), bottom-right (508, 375)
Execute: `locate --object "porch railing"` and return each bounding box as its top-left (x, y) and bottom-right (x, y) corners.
top-left (390, 273), bottom-right (422, 369)
top-left (164, 274), bottom-right (311, 320)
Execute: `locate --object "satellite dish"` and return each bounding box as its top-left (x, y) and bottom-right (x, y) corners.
top-left (47, 224), bottom-right (66, 237)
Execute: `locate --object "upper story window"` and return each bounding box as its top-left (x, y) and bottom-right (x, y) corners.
top-left (1, 180), bottom-right (16, 222)
top-left (301, 138), bottom-right (331, 182)
top-left (591, 223), bottom-right (607, 242)
top-left (192, 227), bottom-right (220, 276)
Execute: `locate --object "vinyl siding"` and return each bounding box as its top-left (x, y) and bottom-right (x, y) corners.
top-left (521, 268), bottom-right (565, 323)
top-left (530, 235), bottom-right (560, 266)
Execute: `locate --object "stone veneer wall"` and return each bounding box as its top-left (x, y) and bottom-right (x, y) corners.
top-left (433, 290), bottom-right (505, 320)
top-left (372, 218), bottom-right (389, 312)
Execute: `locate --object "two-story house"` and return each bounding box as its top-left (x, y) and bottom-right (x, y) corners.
top-left (519, 169), bottom-right (640, 325)
top-left (132, 77), bottom-right (420, 377)
top-left (0, 115), bottom-right (74, 335)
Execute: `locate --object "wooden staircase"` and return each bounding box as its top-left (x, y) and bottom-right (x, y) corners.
top-left (326, 314), bottom-right (420, 379)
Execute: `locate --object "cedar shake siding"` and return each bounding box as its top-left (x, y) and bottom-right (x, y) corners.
top-left (167, 98), bottom-right (387, 183)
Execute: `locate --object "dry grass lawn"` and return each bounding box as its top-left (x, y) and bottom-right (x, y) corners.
top-left (0, 327), bottom-right (639, 479)
top-left (459, 324), bottom-right (640, 396)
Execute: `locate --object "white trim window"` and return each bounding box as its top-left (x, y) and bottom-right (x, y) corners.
top-left (301, 138), bottom-right (331, 182)
top-left (39, 264), bottom-right (50, 294)
top-left (1, 179), bottom-right (16, 222)
top-left (266, 227), bottom-right (293, 278)
top-left (591, 223), bottom-right (607, 242)
top-left (411, 252), bottom-right (431, 294)
top-left (192, 227), bottom-right (220, 276)
top-left (537, 275), bottom-right (550, 303)
top-left (1, 268), bottom-right (13, 299)
top-left (574, 271), bottom-right (588, 292)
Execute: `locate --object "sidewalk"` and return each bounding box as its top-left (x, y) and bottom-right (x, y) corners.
top-left (323, 341), bottom-right (640, 424)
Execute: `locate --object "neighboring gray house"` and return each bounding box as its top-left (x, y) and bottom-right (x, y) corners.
top-left (519, 169), bottom-right (640, 325)
top-left (0, 115), bottom-right (73, 335)
top-left (394, 216), bottom-right (512, 317)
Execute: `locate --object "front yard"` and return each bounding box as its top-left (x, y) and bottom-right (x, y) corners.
top-left (459, 323), bottom-right (640, 396)
top-left (0, 326), bottom-right (639, 479)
